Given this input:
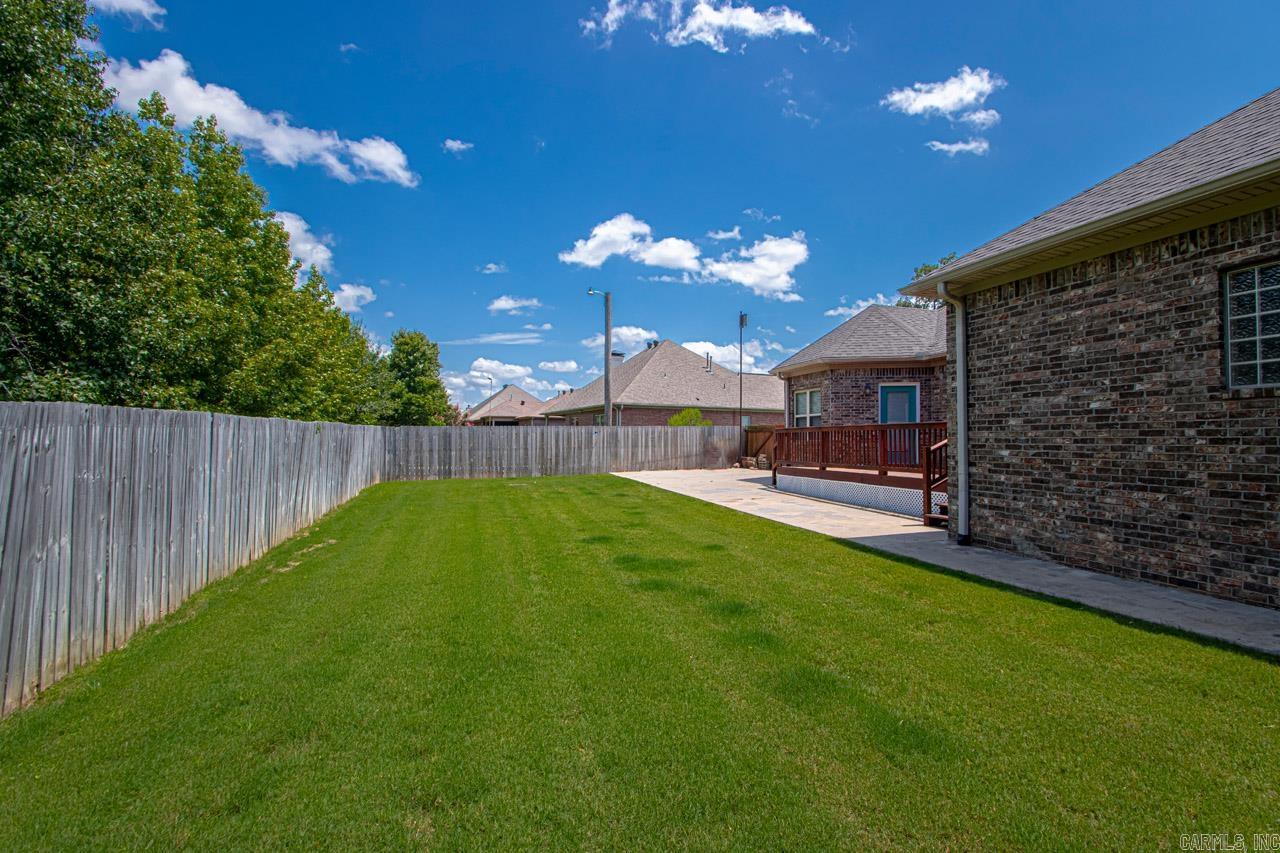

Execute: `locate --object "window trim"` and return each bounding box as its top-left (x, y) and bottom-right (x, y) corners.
top-left (1223, 261), bottom-right (1280, 390)
top-left (793, 389), bottom-right (821, 427)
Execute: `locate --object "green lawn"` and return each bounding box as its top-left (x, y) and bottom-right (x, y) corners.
top-left (1, 476), bottom-right (1276, 849)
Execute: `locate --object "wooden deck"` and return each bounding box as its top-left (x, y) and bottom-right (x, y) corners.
top-left (772, 423), bottom-right (949, 524)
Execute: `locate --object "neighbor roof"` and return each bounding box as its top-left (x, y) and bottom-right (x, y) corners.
top-left (464, 384), bottom-right (545, 422)
top-left (904, 86), bottom-right (1280, 295)
top-left (540, 340), bottom-right (784, 414)
top-left (771, 305), bottom-right (946, 376)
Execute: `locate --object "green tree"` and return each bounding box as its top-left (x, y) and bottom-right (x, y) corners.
top-left (894, 252), bottom-right (958, 310)
top-left (383, 330), bottom-right (453, 425)
top-left (668, 407), bottom-right (712, 427)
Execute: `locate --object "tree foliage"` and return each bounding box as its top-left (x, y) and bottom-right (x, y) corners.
top-left (0, 0), bottom-right (449, 425)
top-left (894, 252), bottom-right (958, 310)
top-left (667, 408), bottom-right (712, 427)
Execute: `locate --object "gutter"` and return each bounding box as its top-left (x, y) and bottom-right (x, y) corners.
top-left (937, 281), bottom-right (972, 546)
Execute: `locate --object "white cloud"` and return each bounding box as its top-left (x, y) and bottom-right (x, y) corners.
top-left (275, 211), bottom-right (334, 277)
top-left (444, 357), bottom-right (570, 404)
top-left (523, 322), bottom-right (553, 331)
top-left (784, 325), bottom-right (797, 334)
top-left (927, 138), bottom-right (990, 157)
top-left (384, 311), bottom-right (395, 318)
top-left (558, 213), bottom-right (652, 267)
top-left (487, 295), bottom-right (543, 315)
top-left (338, 42), bottom-right (360, 53)
top-left (562, 213), bottom-right (808, 301)
top-left (471, 357), bottom-right (531, 381)
top-left (582, 1), bottom-right (819, 53)
top-left (361, 328), bottom-right (391, 357)
top-left (702, 232), bottom-right (808, 302)
top-left (105, 50), bottom-right (418, 187)
top-left (581, 325), bottom-right (659, 356)
top-left (824, 292), bottom-right (892, 317)
top-left (477, 262), bottom-right (508, 274)
top-left (634, 237), bottom-right (701, 271)
top-left (333, 283), bottom-right (375, 313)
top-left (707, 226), bottom-right (742, 241)
top-left (743, 207), bottom-right (781, 223)
top-left (881, 66), bottom-right (1004, 119)
top-left (446, 332), bottom-right (544, 345)
top-left (539, 360), bottom-right (581, 373)
top-left (442, 138), bottom-right (474, 156)
top-left (682, 338), bottom-right (772, 371)
top-left (961, 108), bottom-right (1000, 129)
top-left (94, 0), bottom-right (165, 26)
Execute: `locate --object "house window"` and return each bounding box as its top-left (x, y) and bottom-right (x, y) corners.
top-left (1225, 263), bottom-right (1280, 388)
top-left (793, 390), bottom-right (821, 427)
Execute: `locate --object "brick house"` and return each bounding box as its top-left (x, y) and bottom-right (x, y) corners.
top-left (771, 305), bottom-right (946, 427)
top-left (539, 340), bottom-right (784, 426)
top-left (902, 87), bottom-right (1280, 609)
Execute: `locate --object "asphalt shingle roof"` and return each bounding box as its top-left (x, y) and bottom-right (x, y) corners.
top-left (464, 384), bottom-right (546, 421)
top-left (540, 340), bottom-right (784, 414)
top-left (772, 305), bottom-right (946, 375)
top-left (910, 86), bottom-right (1280, 290)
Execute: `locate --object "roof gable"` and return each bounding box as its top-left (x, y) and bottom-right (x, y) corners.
top-left (772, 305), bottom-right (946, 375)
top-left (465, 384), bottom-right (544, 421)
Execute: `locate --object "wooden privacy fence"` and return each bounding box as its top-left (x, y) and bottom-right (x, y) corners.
top-left (0, 402), bottom-right (741, 714)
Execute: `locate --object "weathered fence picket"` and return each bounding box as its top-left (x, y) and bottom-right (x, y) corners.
top-left (0, 401), bottom-right (740, 714)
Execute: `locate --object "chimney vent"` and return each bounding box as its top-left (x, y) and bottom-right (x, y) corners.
top-left (610, 350), bottom-right (625, 366)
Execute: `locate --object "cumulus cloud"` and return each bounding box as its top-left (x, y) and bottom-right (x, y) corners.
top-left (702, 233), bottom-right (808, 302)
top-left (333, 283), bottom-right (375, 313)
top-left (881, 66), bottom-right (1004, 120)
top-left (581, 325), bottom-right (659, 356)
top-left (582, 1), bottom-right (819, 53)
top-left (444, 358), bottom-right (571, 404)
top-left (477, 262), bottom-right (508, 274)
top-left (927, 138), bottom-right (990, 157)
top-left (524, 322), bottom-right (553, 331)
top-left (487, 295), bottom-right (543, 315)
top-left (275, 211), bottom-right (334, 277)
top-left (824, 292), bottom-right (892, 318)
top-left (539, 360), bottom-right (581, 373)
top-left (105, 50), bottom-right (418, 187)
top-left (94, 0), bottom-right (165, 26)
top-left (682, 339), bottom-right (773, 372)
top-left (882, 66), bottom-right (1006, 156)
top-left (561, 213), bottom-right (809, 301)
top-left (707, 226), bottom-right (742, 241)
top-left (442, 138), bottom-right (474, 156)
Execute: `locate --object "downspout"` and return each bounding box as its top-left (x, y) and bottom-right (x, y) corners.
top-left (937, 282), bottom-right (972, 545)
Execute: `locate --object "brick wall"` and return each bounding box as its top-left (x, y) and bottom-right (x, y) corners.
top-left (950, 205), bottom-right (1280, 608)
top-left (785, 364), bottom-right (946, 426)
top-left (558, 407), bottom-right (784, 426)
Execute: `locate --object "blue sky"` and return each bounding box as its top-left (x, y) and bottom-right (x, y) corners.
top-left (93, 0), bottom-right (1280, 405)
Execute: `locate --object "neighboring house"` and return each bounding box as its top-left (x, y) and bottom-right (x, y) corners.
top-left (771, 305), bottom-right (946, 427)
top-left (462, 384), bottom-right (551, 426)
top-left (539, 340), bottom-right (785, 426)
top-left (901, 87), bottom-right (1280, 609)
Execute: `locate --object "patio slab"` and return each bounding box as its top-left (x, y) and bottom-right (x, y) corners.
top-left (616, 468), bottom-right (1280, 658)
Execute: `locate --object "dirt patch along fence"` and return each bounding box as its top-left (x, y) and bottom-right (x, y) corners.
top-left (0, 402), bottom-right (741, 715)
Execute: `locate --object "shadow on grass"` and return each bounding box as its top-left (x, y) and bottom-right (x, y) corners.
top-left (612, 554), bottom-right (693, 574)
top-left (828, 538), bottom-right (1279, 664)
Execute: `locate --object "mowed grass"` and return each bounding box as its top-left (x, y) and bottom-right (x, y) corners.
top-left (0, 477), bottom-right (1276, 849)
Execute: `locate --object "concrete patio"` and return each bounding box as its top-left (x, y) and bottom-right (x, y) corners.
top-left (616, 468), bottom-right (1280, 658)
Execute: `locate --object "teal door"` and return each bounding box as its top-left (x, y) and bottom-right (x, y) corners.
top-left (879, 385), bottom-right (919, 423)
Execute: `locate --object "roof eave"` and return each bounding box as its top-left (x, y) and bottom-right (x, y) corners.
top-left (901, 156), bottom-right (1280, 297)
top-left (772, 353), bottom-right (947, 377)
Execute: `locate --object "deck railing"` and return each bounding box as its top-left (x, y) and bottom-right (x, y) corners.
top-left (773, 422), bottom-right (949, 523)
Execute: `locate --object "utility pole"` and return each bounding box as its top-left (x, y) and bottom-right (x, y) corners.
top-left (588, 289), bottom-right (613, 426)
top-left (738, 311), bottom-right (747, 428)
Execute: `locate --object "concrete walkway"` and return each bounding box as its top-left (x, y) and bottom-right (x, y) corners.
top-left (616, 468), bottom-right (1280, 658)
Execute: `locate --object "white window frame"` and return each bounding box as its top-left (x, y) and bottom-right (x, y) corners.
top-left (877, 381), bottom-right (921, 424)
top-left (1224, 262), bottom-right (1280, 389)
top-left (793, 389), bottom-right (821, 427)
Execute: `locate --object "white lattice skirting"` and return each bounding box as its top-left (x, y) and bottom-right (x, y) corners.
top-left (777, 473), bottom-right (948, 518)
